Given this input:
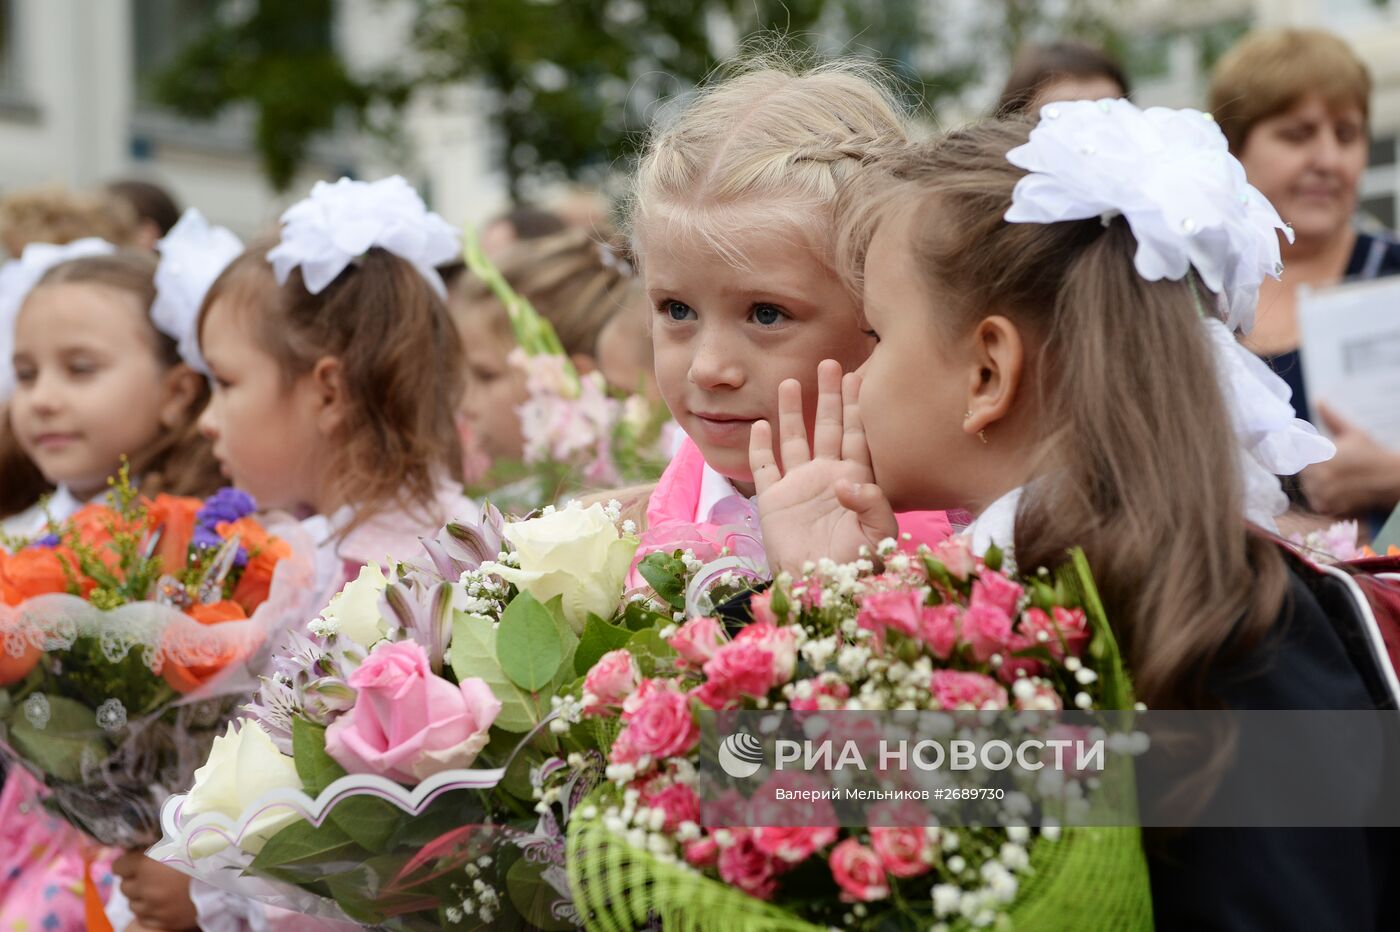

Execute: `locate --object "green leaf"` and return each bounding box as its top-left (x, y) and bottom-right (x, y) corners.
top-left (575, 614), bottom-right (635, 676)
top-left (291, 717), bottom-right (345, 796)
top-left (451, 612), bottom-right (549, 733)
top-left (327, 796), bottom-right (400, 854)
top-left (638, 552), bottom-right (686, 611)
top-left (250, 818), bottom-right (361, 873)
top-left (496, 592), bottom-right (564, 691)
top-left (625, 627), bottom-right (676, 678)
top-left (6, 696), bottom-right (105, 782)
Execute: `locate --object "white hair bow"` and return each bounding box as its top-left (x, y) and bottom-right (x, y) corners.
top-left (154, 208), bottom-right (244, 375)
top-left (0, 238), bottom-right (117, 402)
top-left (267, 176), bottom-right (460, 298)
top-left (1005, 98), bottom-right (1334, 529)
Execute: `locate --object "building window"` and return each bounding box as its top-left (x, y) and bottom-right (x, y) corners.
top-left (0, 0), bottom-right (21, 97)
top-left (132, 0), bottom-right (220, 108)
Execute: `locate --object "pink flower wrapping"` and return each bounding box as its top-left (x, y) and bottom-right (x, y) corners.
top-left (324, 640), bottom-right (502, 783)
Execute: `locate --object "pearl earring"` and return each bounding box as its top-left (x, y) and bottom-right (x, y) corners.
top-left (964, 411), bottom-right (988, 445)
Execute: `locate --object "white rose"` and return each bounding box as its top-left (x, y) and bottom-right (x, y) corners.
top-left (486, 502), bottom-right (638, 632)
top-left (183, 720), bottom-right (304, 858)
top-left (319, 563), bottom-right (389, 647)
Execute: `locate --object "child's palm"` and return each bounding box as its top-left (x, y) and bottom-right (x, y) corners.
top-left (749, 362), bottom-right (898, 575)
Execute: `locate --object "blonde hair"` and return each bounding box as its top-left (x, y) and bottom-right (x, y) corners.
top-left (838, 122), bottom-right (1288, 713)
top-left (0, 186), bottom-right (140, 256)
top-left (1209, 29), bottom-right (1371, 154)
top-left (629, 57), bottom-right (911, 267)
top-left (457, 227), bottom-right (635, 358)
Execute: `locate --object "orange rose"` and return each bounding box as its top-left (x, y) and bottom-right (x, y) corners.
top-left (145, 494), bottom-right (204, 573)
top-left (0, 629), bottom-right (42, 686)
top-left (161, 599), bottom-right (251, 694)
top-left (219, 518), bottom-right (292, 614)
top-left (0, 546), bottom-right (81, 605)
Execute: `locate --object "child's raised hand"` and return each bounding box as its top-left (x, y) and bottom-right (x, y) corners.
top-left (749, 360), bottom-right (898, 575)
top-left (112, 851), bottom-right (199, 931)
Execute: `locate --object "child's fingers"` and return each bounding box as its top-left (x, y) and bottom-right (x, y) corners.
top-left (776, 378), bottom-right (812, 470)
top-left (749, 420), bottom-right (781, 495)
top-left (840, 372), bottom-right (873, 469)
top-left (836, 478), bottom-right (898, 541)
top-left (811, 359), bottom-right (844, 459)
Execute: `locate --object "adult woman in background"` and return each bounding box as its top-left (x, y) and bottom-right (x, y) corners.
top-left (1210, 28), bottom-right (1400, 520)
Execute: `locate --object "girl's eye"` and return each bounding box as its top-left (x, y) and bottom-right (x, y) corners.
top-left (67, 361), bottom-right (98, 377)
top-left (13, 366), bottom-right (35, 385)
top-left (663, 300), bottom-right (696, 322)
top-left (751, 304), bottom-right (787, 327)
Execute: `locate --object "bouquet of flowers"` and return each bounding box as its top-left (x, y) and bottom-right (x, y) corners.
top-left (0, 473), bottom-right (308, 846)
top-left (151, 501), bottom-right (682, 929)
top-left (561, 538), bottom-right (1153, 931)
top-left (461, 232), bottom-right (674, 511)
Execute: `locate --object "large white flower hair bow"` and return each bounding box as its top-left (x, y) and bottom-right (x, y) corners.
top-left (0, 237), bottom-right (117, 401)
top-left (267, 175), bottom-right (460, 298)
top-left (153, 208), bottom-right (244, 375)
top-left (1004, 98), bottom-right (1334, 529)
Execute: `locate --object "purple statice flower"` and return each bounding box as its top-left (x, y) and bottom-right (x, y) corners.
top-left (193, 487), bottom-right (256, 564)
top-left (29, 534), bottom-right (60, 549)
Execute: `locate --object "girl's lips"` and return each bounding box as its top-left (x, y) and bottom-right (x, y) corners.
top-left (690, 413), bottom-right (758, 444)
top-left (33, 432), bottom-right (79, 449)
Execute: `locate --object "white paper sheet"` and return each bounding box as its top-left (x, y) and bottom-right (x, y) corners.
top-left (1298, 276), bottom-right (1400, 449)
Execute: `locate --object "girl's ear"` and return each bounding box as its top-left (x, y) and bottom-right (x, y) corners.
top-left (158, 365), bottom-right (207, 430)
top-left (963, 315), bottom-right (1025, 437)
top-left (310, 356), bottom-right (349, 437)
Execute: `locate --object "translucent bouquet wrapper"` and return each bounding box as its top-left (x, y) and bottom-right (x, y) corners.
top-left (0, 507), bottom-right (317, 848)
top-left (150, 501), bottom-right (666, 928)
top-left (563, 548), bottom-right (1154, 931)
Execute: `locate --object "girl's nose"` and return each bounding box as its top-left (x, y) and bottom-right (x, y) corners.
top-left (687, 336), bottom-right (745, 389)
top-left (196, 400), bottom-right (220, 439)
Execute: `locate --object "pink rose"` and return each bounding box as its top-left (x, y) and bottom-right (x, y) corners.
top-left (640, 780), bottom-right (702, 833)
top-left (997, 639), bottom-right (1046, 684)
top-left (718, 831), bottom-right (784, 900)
top-left (583, 649), bottom-right (640, 713)
top-left (749, 589), bottom-right (780, 626)
top-left (733, 622), bottom-right (797, 682)
top-left (695, 641), bottom-right (778, 709)
top-left (963, 601), bottom-right (1013, 663)
top-left (931, 536), bottom-right (977, 581)
top-left (684, 835), bottom-right (720, 867)
top-left (971, 571), bottom-right (1022, 617)
top-left (1053, 606), bottom-right (1090, 656)
top-left (324, 640), bottom-right (501, 784)
top-left (857, 589), bottom-right (924, 643)
top-left (919, 604), bottom-right (962, 659)
top-left (788, 676), bottom-right (851, 711)
top-left (930, 670), bottom-right (1008, 711)
top-left (752, 825), bottom-right (839, 864)
top-left (870, 826), bottom-right (932, 878)
top-left (613, 679), bottom-right (700, 764)
top-left (1017, 608), bottom-right (1063, 660)
top-left (829, 838), bottom-right (890, 902)
top-left (669, 616), bottom-right (728, 668)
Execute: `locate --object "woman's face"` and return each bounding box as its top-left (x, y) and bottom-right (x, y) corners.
top-left (1238, 93), bottom-right (1367, 247)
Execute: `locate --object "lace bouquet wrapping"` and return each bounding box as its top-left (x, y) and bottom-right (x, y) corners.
top-left (152, 501), bottom-right (689, 930)
top-left (0, 479), bottom-right (311, 847)
top-left (461, 231), bottom-right (675, 511)
top-left (559, 540), bottom-right (1152, 931)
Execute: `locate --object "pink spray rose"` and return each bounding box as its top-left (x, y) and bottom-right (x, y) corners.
top-left (718, 830), bottom-right (784, 900)
top-left (919, 604), bottom-right (962, 659)
top-left (829, 838), bottom-right (890, 902)
top-left (732, 622), bottom-right (797, 682)
top-left (963, 601), bottom-right (1013, 663)
top-left (971, 570), bottom-right (1022, 617)
top-left (684, 835), bottom-right (720, 868)
top-left (639, 779), bottom-right (702, 833)
top-left (612, 679), bottom-right (700, 764)
top-left (1053, 606), bottom-right (1090, 656)
top-left (668, 616), bottom-right (728, 668)
top-left (857, 589), bottom-right (924, 643)
top-left (930, 536), bottom-right (977, 581)
top-left (582, 649), bottom-right (640, 713)
top-left (870, 826), bottom-right (932, 878)
top-left (930, 670), bottom-right (1008, 711)
top-left (324, 640), bottom-right (502, 783)
top-left (694, 641), bottom-right (780, 709)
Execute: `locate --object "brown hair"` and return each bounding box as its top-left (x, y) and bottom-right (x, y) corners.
top-left (200, 238), bottom-right (464, 529)
top-left (455, 227), bottom-right (634, 358)
top-left (0, 252), bottom-right (221, 515)
top-left (839, 121), bottom-right (1288, 712)
top-left (996, 41), bottom-right (1130, 117)
top-left (0, 187), bottom-right (140, 257)
top-left (105, 179), bottom-right (182, 237)
top-left (1209, 29), bottom-right (1371, 154)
